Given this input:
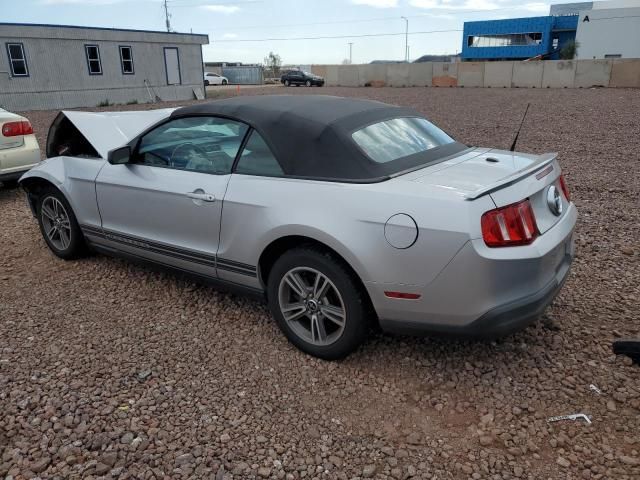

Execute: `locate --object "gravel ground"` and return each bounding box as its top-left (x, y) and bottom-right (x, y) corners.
top-left (1, 87), bottom-right (639, 480)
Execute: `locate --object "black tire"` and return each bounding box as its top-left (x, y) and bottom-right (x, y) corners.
top-left (222, 80), bottom-right (228, 85)
top-left (305, 80), bottom-right (312, 87)
top-left (284, 80), bottom-right (290, 87)
top-left (267, 247), bottom-right (369, 360)
top-left (36, 187), bottom-right (86, 260)
top-left (204, 80), bottom-right (210, 86)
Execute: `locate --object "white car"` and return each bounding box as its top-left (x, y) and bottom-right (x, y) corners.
top-left (0, 109), bottom-right (40, 187)
top-left (204, 72), bottom-right (228, 86)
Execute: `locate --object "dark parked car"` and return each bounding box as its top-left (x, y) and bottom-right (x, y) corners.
top-left (281, 70), bottom-right (325, 87)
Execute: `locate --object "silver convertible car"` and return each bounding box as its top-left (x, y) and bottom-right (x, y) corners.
top-left (20, 96), bottom-right (576, 359)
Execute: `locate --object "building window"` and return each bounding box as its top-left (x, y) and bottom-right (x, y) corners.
top-left (85, 45), bottom-right (102, 75)
top-left (467, 33), bottom-right (543, 48)
top-left (119, 46), bottom-right (134, 74)
top-left (604, 54), bottom-right (622, 58)
top-left (6, 43), bottom-right (28, 77)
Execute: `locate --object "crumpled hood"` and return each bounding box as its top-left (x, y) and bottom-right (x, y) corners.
top-left (54, 108), bottom-right (176, 159)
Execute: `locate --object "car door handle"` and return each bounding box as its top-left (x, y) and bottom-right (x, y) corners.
top-left (186, 191), bottom-right (216, 202)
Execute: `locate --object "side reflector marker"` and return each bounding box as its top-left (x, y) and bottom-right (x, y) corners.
top-left (384, 291), bottom-right (421, 300)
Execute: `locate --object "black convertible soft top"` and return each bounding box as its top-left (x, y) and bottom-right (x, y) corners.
top-left (173, 95), bottom-right (467, 182)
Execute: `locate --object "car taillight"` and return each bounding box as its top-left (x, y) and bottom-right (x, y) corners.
top-left (481, 199), bottom-right (538, 247)
top-left (1, 120), bottom-right (33, 137)
top-left (559, 174), bottom-right (570, 201)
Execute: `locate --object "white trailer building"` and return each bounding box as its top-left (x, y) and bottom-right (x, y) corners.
top-left (575, 6), bottom-right (640, 59)
top-left (0, 23), bottom-right (208, 111)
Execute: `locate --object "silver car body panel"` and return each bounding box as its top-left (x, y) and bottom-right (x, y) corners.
top-left (21, 156), bottom-right (105, 229)
top-left (20, 107), bottom-right (577, 335)
top-left (94, 162), bottom-right (229, 278)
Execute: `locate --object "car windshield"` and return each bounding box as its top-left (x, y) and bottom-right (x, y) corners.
top-left (352, 117), bottom-right (455, 163)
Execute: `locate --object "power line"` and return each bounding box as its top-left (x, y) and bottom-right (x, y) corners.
top-left (167, 0), bottom-right (262, 7)
top-left (212, 29), bottom-right (462, 43)
top-left (208, 6), bottom-right (549, 32)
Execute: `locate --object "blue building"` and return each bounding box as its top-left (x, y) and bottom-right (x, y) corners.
top-left (461, 15), bottom-right (578, 61)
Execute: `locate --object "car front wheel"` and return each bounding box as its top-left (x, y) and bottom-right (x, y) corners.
top-left (222, 80), bottom-right (228, 85)
top-left (267, 247), bottom-right (369, 360)
top-left (36, 187), bottom-right (86, 260)
top-left (284, 80), bottom-right (290, 86)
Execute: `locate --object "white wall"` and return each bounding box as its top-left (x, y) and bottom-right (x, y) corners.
top-left (576, 7), bottom-right (640, 59)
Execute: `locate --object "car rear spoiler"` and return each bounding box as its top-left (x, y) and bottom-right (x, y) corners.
top-left (464, 152), bottom-right (558, 201)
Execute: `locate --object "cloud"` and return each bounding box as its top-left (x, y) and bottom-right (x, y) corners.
top-left (410, 0), bottom-right (549, 11)
top-left (201, 5), bottom-right (241, 13)
top-left (409, 0), bottom-right (500, 10)
top-left (523, 2), bottom-right (549, 12)
top-left (351, 0), bottom-right (399, 8)
top-left (222, 33), bottom-right (238, 39)
top-left (41, 0), bottom-right (126, 4)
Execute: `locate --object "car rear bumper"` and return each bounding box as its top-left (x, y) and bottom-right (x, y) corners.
top-left (0, 135), bottom-right (40, 181)
top-left (372, 203), bottom-right (577, 338)
top-left (379, 250), bottom-right (571, 338)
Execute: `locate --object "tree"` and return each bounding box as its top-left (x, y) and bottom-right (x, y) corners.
top-left (559, 40), bottom-right (579, 60)
top-left (263, 51), bottom-right (282, 78)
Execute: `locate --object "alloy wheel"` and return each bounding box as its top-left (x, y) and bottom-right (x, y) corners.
top-left (278, 267), bottom-right (346, 346)
top-left (41, 196), bottom-right (72, 251)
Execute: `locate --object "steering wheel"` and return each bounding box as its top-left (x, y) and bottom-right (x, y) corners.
top-left (169, 142), bottom-right (215, 171)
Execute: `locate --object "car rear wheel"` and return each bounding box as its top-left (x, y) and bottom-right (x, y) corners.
top-left (267, 247), bottom-right (369, 360)
top-left (305, 80), bottom-right (312, 87)
top-left (284, 80), bottom-right (290, 87)
top-left (37, 188), bottom-right (86, 260)
top-left (222, 80), bottom-right (228, 85)
top-left (204, 80), bottom-right (209, 86)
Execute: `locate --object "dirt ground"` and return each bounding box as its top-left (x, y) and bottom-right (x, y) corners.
top-left (1, 87), bottom-right (639, 480)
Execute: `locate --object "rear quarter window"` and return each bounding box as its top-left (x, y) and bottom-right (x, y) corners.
top-left (352, 117), bottom-right (454, 164)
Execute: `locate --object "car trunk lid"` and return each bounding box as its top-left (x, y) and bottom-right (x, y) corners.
top-left (404, 148), bottom-right (568, 234)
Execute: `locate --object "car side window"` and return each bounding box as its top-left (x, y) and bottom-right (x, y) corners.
top-left (136, 116), bottom-right (248, 174)
top-left (235, 130), bottom-right (284, 177)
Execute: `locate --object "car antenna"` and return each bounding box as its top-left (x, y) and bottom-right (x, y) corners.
top-left (510, 102), bottom-right (530, 152)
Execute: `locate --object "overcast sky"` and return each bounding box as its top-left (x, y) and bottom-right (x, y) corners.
top-left (4, 0), bottom-right (572, 64)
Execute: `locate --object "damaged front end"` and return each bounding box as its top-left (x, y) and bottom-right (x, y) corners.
top-left (45, 108), bottom-right (177, 159)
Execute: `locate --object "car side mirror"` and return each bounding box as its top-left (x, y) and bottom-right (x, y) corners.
top-left (108, 146), bottom-right (131, 165)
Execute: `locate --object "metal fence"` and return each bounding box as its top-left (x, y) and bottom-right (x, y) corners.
top-left (221, 66), bottom-right (264, 85)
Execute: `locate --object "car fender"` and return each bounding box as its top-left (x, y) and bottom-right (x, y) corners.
top-left (20, 156), bottom-right (106, 228)
top-left (218, 175), bottom-right (475, 291)
top-left (255, 222), bottom-right (371, 287)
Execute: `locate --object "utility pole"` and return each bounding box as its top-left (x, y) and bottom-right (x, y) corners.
top-left (163, 0), bottom-right (171, 33)
top-left (401, 16), bottom-right (408, 62)
top-left (348, 42), bottom-right (353, 64)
